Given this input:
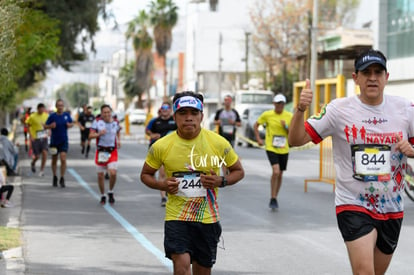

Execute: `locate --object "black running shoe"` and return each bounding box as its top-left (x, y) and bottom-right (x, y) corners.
top-left (31, 161), bottom-right (36, 173)
top-left (53, 176), bottom-right (58, 187)
top-left (161, 197), bottom-right (167, 207)
top-left (100, 196), bottom-right (106, 205)
top-left (269, 198), bottom-right (278, 209)
top-left (108, 193), bottom-right (115, 204)
top-left (59, 177), bottom-right (65, 188)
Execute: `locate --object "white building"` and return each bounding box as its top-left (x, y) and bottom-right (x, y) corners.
top-left (375, 0), bottom-right (414, 102)
top-left (184, 0), bottom-right (261, 100)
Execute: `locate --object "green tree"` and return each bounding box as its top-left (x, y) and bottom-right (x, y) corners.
top-left (0, 0), bottom-right (21, 112)
top-left (126, 10), bottom-right (154, 109)
top-left (249, 0), bottom-right (360, 96)
top-left (0, 0), bottom-right (112, 111)
top-left (15, 6), bottom-right (61, 89)
top-left (0, 0), bottom-right (60, 111)
top-left (119, 61), bottom-right (138, 99)
top-left (149, 0), bottom-right (178, 98)
top-left (55, 82), bottom-right (93, 108)
top-left (34, 0), bottom-right (113, 69)
top-left (250, 0), bottom-right (308, 95)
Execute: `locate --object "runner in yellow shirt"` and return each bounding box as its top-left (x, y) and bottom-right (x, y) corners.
top-left (254, 94), bottom-right (293, 209)
top-left (141, 91), bottom-right (244, 274)
top-left (25, 103), bottom-right (49, 176)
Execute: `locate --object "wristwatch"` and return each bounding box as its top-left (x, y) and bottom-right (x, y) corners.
top-left (220, 176), bottom-right (228, 188)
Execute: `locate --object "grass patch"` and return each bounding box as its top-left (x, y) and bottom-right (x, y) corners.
top-left (0, 226), bottom-right (21, 251)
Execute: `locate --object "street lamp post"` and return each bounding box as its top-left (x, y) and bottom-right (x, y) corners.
top-left (218, 32), bottom-right (223, 108)
top-left (310, 0), bottom-right (318, 114)
top-left (243, 32), bottom-right (251, 85)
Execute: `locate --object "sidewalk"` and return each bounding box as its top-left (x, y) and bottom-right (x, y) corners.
top-left (0, 175), bottom-right (25, 275)
top-left (0, 121), bottom-right (26, 274)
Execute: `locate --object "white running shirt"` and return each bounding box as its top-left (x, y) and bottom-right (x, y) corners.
top-left (91, 118), bottom-right (120, 147)
top-left (305, 95), bottom-right (414, 219)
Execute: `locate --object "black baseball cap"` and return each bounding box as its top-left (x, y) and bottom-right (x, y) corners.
top-left (354, 49), bottom-right (387, 72)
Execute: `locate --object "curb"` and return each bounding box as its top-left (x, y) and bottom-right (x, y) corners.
top-left (2, 247), bottom-right (24, 274)
top-left (1, 176), bottom-right (25, 274)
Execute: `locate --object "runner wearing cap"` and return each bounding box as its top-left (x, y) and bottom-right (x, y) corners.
top-left (254, 93), bottom-right (293, 209)
top-left (145, 102), bottom-right (177, 206)
top-left (288, 49), bottom-right (414, 274)
top-left (140, 91), bottom-right (244, 274)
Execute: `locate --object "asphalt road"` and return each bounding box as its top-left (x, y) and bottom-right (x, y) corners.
top-left (15, 125), bottom-right (414, 274)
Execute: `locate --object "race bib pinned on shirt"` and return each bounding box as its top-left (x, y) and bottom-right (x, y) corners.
top-left (85, 122), bottom-right (92, 128)
top-left (173, 171), bottom-right (206, 198)
top-left (49, 147), bottom-right (58, 155)
top-left (36, 130), bottom-right (47, 139)
top-left (351, 144), bottom-right (391, 182)
top-left (272, 135), bottom-right (286, 148)
top-left (222, 125), bottom-right (234, 135)
top-left (97, 151), bottom-right (111, 163)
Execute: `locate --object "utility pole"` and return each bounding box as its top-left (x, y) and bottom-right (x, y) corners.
top-left (243, 32), bottom-right (251, 85)
top-left (310, 0), bottom-right (318, 114)
top-left (218, 32), bottom-right (223, 108)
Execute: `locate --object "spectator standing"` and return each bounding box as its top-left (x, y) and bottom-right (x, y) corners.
top-left (44, 99), bottom-right (74, 187)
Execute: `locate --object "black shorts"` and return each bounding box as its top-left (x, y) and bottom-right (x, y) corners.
top-left (337, 211), bottom-right (403, 254)
top-left (50, 141), bottom-right (69, 154)
top-left (80, 129), bottom-right (90, 142)
top-left (221, 134), bottom-right (235, 147)
top-left (164, 221), bottom-right (222, 268)
top-left (265, 151), bottom-right (288, 170)
top-left (32, 138), bottom-right (48, 156)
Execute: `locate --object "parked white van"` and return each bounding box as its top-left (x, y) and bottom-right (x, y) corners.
top-left (233, 89), bottom-right (274, 115)
top-left (232, 90), bottom-right (274, 147)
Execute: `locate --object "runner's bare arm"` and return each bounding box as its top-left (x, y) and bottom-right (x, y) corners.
top-left (289, 79), bottom-right (313, 146)
top-left (200, 159), bottom-right (244, 189)
top-left (395, 134), bottom-right (414, 157)
top-left (141, 162), bottom-right (179, 194)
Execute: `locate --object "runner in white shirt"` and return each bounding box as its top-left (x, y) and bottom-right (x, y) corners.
top-left (289, 49), bottom-right (414, 274)
top-left (89, 104), bottom-right (121, 205)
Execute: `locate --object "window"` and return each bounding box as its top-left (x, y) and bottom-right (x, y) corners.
top-left (387, 0), bottom-right (414, 58)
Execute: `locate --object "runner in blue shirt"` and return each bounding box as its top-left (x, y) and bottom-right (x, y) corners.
top-left (44, 99), bottom-right (74, 188)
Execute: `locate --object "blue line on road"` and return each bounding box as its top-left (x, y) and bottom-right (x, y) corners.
top-left (68, 168), bottom-right (173, 272)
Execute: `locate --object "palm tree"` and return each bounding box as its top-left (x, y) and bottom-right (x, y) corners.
top-left (149, 0), bottom-right (178, 99)
top-left (125, 10), bottom-right (154, 109)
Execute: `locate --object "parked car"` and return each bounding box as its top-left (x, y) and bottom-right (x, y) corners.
top-left (128, 109), bottom-right (146, 125)
top-left (113, 110), bottom-right (125, 122)
top-left (238, 106), bottom-right (269, 147)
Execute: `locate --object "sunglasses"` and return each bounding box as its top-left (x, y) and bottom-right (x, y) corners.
top-left (161, 105), bottom-right (170, 110)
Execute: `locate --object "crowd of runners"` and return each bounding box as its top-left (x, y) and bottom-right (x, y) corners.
top-left (3, 49), bottom-right (413, 275)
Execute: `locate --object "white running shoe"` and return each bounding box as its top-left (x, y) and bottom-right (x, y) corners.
top-left (39, 171), bottom-right (44, 177)
top-left (1, 201), bottom-right (13, 208)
